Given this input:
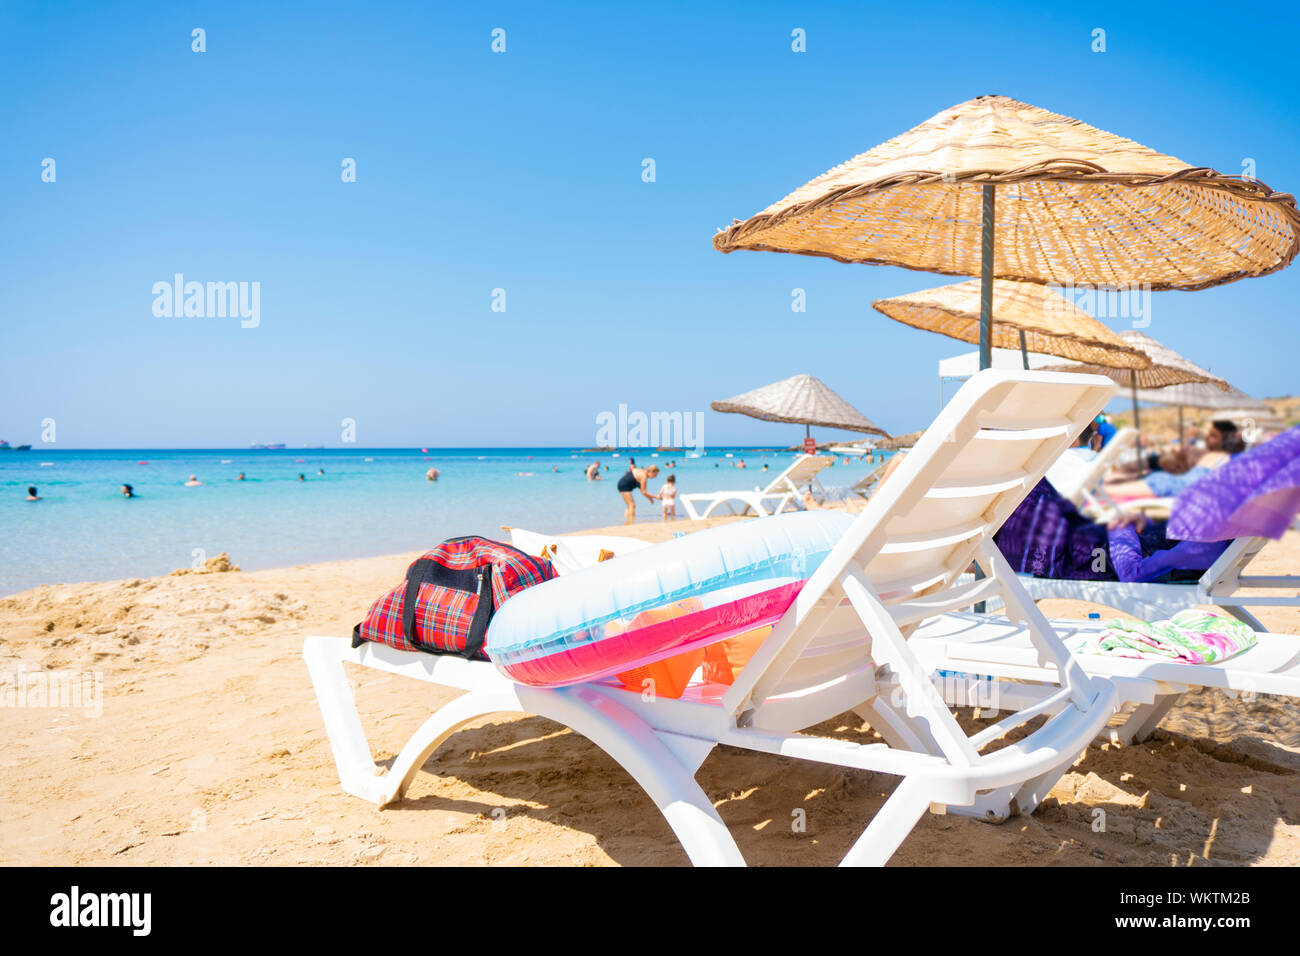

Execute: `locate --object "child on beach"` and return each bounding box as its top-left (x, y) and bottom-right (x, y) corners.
top-left (659, 474), bottom-right (677, 520)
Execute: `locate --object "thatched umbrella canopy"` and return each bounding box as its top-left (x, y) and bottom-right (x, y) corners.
top-left (1042, 330), bottom-right (1228, 391)
top-left (1042, 330), bottom-right (1230, 466)
top-left (1134, 382), bottom-right (1270, 412)
top-left (872, 278), bottom-right (1151, 370)
top-left (1134, 384), bottom-right (1277, 445)
top-left (711, 374), bottom-right (889, 439)
top-left (715, 95), bottom-right (1300, 368)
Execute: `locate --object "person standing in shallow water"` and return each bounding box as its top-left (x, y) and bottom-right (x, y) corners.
top-left (616, 460), bottom-right (659, 524)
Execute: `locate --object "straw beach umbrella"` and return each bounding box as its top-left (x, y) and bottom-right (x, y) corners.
top-left (872, 278), bottom-right (1152, 371)
top-left (1134, 383), bottom-right (1275, 446)
top-left (711, 374), bottom-right (889, 454)
top-left (1132, 382), bottom-right (1270, 413)
top-left (715, 95), bottom-right (1300, 369)
top-left (1042, 329), bottom-right (1230, 467)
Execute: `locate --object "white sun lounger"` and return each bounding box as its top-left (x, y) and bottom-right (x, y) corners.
top-left (679, 454), bottom-right (834, 519)
top-left (502, 526), bottom-right (652, 575)
top-left (303, 369), bottom-right (1118, 866)
top-left (1044, 426), bottom-right (1136, 514)
top-left (1008, 535), bottom-right (1300, 632)
top-left (910, 610), bottom-right (1300, 746)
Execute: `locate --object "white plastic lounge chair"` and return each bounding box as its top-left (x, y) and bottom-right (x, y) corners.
top-left (1014, 535), bottom-right (1299, 632)
top-left (818, 459), bottom-right (889, 503)
top-left (1044, 426), bottom-right (1136, 514)
top-left (303, 369), bottom-right (1118, 866)
top-left (680, 454), bottom-right (834, 519)
top-left (503, 526), bottom-right (652, 575)
top-left (910, 610), bottom-right (1300, 746)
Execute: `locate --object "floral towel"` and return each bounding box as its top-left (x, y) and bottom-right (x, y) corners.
top-left (1067, 608), bottom-right (1257, 665)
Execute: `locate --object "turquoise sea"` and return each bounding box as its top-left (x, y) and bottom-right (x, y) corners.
top-left (0, 447), bottom-right (885, 596)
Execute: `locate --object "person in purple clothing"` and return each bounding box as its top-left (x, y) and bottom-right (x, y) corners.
top-left (993, 478), bottom-right (1227, 583)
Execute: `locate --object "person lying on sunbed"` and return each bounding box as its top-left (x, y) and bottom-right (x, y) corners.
top-left (804, 451), bottom-right (1227, 584)
top-left (993, 478), bottom-right (1227, 583)
top-left (1105, 419), bottom-right (1245, 500)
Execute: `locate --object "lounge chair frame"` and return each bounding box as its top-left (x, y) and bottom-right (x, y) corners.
top-left (679, 454), bottom-right (834, 519)
top-left (305, 371), bottom-right (1119, 866)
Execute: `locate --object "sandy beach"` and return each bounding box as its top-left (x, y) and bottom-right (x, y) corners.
top-left (2, 516), bottom-right (1297, 867)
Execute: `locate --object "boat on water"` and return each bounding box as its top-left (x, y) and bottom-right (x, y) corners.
top-left (249, 442), bottom-right (286, 450)
top-left (0, 440), bottom-right (32, 451)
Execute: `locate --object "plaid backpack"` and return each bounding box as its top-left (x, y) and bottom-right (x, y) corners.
top-left (351, 536), bottom-right (557, 659)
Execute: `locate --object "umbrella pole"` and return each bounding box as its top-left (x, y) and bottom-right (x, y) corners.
top-left (1178, 406), bottom-right (1185, 454)
top-left (1131, 370), bottom-right (1143, 472)
top-left (1018, 328), bottom-right (1029, 370)
top-left (975, 185), bottom-right (996, 615)
top-left (805, 424), bottom-right (813, 493)
top-left (979, 184), bottom-right (995, 371)
top-left (978, 187), bottom-right (1002, 610)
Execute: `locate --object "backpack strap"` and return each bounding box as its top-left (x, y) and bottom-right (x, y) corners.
top-left (462, 564), bottom-right (495, 660)
top-left (401, 558), bottom-right (496, 659)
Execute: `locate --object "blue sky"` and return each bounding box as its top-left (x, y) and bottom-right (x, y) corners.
top-left (2, 0), bottom-right (1297, 448)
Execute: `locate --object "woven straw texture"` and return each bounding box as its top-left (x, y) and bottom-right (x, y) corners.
top-left (1134, 382), bottom-right (1269, 411)
top-left (1043, 330), bottom-right (1229, 390)
top-left (714, 96), bottom-right (1300, 291)
top-left (711, 374), bottom-right (889, 436)
top-left (872, 278), bottom-right (1150, 369)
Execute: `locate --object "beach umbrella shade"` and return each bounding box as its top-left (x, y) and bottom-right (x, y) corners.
top-left (872, 278), bottom-right (1152, 370)
top-left (1041, 329), bottom-right (1230, 467)
top-left (715, 95), bottom-right (1300, 369)
top-left (1132, 382), bottom-right (1275, 444)
top-left (1132, 382), bottom-right (1271, 413)
top-left (711, 374), bottom-right (889, 454)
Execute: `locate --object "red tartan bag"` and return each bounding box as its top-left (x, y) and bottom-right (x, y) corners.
top-left (351, 536), bottom-right (557, 660)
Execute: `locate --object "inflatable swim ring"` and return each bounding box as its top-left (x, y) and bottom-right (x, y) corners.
top-left (485, 511), bottom-right (854, 687)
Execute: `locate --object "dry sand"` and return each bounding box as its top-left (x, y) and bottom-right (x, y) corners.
top-left (1, 517), bottom-right (1297, 867)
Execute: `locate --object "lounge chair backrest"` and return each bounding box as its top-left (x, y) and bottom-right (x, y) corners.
top-left (764, 454), bottom-right (834, 494)
top-left (723, 371), bottom-right (1117, 722)
top-left (1047, 426), bottom-right (1137, 503)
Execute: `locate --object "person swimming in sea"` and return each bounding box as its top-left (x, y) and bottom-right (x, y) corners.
top-left (185, 475), bottom-right (202, 487)
top-left (26, 485), bottom-right (40, 501)
top-left (298, 473), bottom-right (306, 482)
top-left (121, 484), bottom-right (135, 498)
top-left (236, 472), bottom-right (246, 481)
top-left (617, 460), bottom-right (660, 523)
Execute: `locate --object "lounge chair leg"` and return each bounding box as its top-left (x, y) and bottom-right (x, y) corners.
top-left (1008, 748), bottom-right (1084, 817)
top-left (303, 636), bottom-right (391, 803)
top-left (1109, 695), bottom-right (1178, 746)
top-left (839, 776), bottom-right (933, 867)
top-left (379, 687), bottom-right (529, 806)
top-left (853, 697), bottom-right (942, 756)
top-left (305, 639), bottom-right (743, 866)
top-left (946, 788), bottom-right (1017, 823)
top-left (535, 686), bottom-right (744, 866)
top-left (1218, 604), bottom-right (1267, 633)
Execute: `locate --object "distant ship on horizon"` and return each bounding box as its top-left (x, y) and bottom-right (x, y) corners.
top-left (0, 440), bottom-right (32, 451)
top-left (249, 442), bottom-right (286, 450)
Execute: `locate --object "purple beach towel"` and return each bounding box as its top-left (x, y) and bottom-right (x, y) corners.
top-left (1169, 425), bottom-right (1300, 543)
